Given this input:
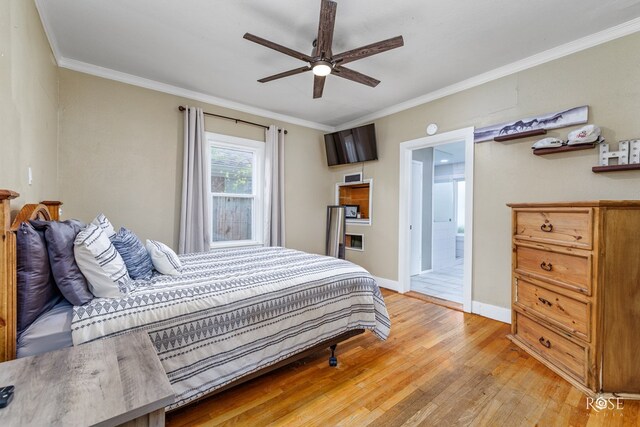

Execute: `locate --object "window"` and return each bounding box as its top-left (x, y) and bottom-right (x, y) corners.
top-left (208, 133), bottom-right (264, 248)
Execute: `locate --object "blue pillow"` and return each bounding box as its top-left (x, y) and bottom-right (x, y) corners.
top-left (111, 227), bottom-right (154, 280)
top-left (17, 222), bottom-right (61, 333)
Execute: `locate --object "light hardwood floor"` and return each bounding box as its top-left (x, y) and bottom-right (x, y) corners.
top-left (166, 290), bottom-right (639, 426)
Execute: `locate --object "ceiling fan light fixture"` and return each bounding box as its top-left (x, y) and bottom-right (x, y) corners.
top-left (244, 0), bottom-right (404, 98)
top-left (312, 60), bottom-right (333, 76)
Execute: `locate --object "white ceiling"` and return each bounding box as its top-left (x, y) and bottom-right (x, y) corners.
top-left (36, 0), bottom-right (640, 129)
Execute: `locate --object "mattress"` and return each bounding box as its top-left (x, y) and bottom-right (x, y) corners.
top-left (17, 298), bottom-right (74, 358)
top-left (71, 246), bottom-right (391, 410)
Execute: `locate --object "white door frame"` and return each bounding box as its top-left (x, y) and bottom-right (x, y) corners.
top-left (410, 160), bottom-right (423, 276)
top-left (398, 127), bottom-right (474, 312)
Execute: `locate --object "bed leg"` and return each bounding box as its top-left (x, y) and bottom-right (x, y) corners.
top-left (329, 344), bottom-right (338, 367)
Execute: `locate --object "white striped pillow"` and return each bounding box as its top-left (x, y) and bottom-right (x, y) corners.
top-left (146, 240), bottom-right (182, 276)
top-left (91, 213), bottom-right (116, 239)
top-left (74, 224), bottom-right (131, 298)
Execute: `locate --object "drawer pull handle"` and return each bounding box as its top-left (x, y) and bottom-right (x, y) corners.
top-left (540, 262), bottom-right (553, 272)
top-left (540, 223), bottom-right (554, 232)
top-left (537, 297), bottom-right (553, 307)
top-left (538, 337), bottom-right (552, 348)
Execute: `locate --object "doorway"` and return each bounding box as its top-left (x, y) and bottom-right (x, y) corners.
top-left (398, 127), bottom-right (474, 312)
top-left (410, 142), bottom-right (465, 304)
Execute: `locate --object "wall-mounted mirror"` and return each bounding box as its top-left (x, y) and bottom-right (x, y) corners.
top-left (326, 206), bottom-right (346, 259)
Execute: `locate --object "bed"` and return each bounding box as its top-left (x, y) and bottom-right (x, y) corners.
top-left (0, 190), bottom-right (391, 410)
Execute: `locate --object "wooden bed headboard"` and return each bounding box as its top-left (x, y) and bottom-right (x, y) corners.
top-left (0, 189), bottom-right (62, 362)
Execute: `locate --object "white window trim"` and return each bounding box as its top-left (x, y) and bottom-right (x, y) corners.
top-left (207, 132), bottom-right (265, 249)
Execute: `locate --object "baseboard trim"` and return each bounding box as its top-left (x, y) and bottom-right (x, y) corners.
top-left (377, 276), bottom-right (509, 322)
top-left (471, 301), bottom-right (511, 324)
top-left (373, 276), bottom-right (401, 293)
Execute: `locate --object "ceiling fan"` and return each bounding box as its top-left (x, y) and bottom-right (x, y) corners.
top-left (243, 0), bottom-right (404, 99)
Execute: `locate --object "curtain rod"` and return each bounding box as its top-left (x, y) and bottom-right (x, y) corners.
top-left (178, 106), bottom-right (287, 134)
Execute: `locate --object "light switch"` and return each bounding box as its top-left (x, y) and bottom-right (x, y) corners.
top-left (28, 167), bottom-right (33, 185)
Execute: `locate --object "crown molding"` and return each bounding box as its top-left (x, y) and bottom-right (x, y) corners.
top-left (33, 1), bottom-right (640, 133)
top-left (57, 58), bottom-right (335, 132)
top-left (36, 0), bottom-right (333, 131)
top-left (336, 16), bottom-right (640, 130)
top-left (34, 0), bottom-right (61, 65)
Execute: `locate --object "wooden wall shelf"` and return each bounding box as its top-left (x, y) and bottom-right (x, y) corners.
top-left (336, 180), bottom-right (372, 225)
top-left (533, 143), bottom-right (596, 156)
top-left (592, 164), bottom-right (640, 173)
top-left (494, 129), bottom-right (546, 142)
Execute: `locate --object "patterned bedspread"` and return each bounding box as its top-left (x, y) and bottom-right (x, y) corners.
top-left (71, 246), bottom-right (390, 409)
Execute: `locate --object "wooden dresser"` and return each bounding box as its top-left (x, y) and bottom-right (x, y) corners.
top-left (507, 201), bottom-right (640, 398)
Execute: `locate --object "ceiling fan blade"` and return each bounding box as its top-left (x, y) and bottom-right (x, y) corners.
top-left (315, 0), bottom-right (337, 58)
top-left (244, 33), bottom-right (313, 63)
top-left (332, 66), bottom-right (380, 87)
top-left (333, 35), bottom-right (404, 66)
top-left (257, 66), bottom-right (311, 83)
top-left (313, 75), bottom-right (326, 99)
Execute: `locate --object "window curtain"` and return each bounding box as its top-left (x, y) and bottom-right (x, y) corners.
top-left (179, 106), bottom-right (211, 254)
top-left (264, 125), bottom-right (286, 246)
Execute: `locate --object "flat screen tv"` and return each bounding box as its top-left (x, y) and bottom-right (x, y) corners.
top-left (324, 123), bottom-right (378, 166)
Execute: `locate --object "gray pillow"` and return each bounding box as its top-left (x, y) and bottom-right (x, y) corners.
top-left (32, 220), bottom-right (93, 306)
top-left (17, 222), bottom-right (61, 333)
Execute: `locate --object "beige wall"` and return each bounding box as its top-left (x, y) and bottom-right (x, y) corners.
top-left (58, 69), bottom-right (330, 254)
top-left (0, 0), bottom-right (59, 209)
top-left (10, 3), bottom-right (640, 312)
top-left (332, 32), bottom-right (640, 309)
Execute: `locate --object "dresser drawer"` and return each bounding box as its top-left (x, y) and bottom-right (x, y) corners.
top-left (514, 312), bottom-right (588, 384)
top-left (515, 277), bottom-right (590, 341)
top-left (514, 209), bottom-right (593, 249)
top-left (514, 245), bottom-right (591, 295)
